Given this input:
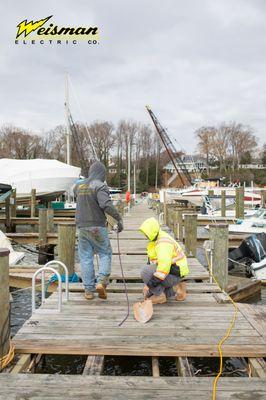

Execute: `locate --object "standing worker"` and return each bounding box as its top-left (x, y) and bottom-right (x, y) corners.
top-left (139, 217), bottom-right (189, 304)
top-left (75, 161), bottom-right (123, 300)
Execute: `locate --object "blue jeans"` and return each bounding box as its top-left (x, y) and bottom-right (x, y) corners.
top-left (78, 226), bottom-right (112, 292)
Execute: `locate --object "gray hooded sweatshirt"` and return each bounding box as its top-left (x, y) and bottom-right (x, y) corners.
top-left (74, 161), bottom-right (121, 228)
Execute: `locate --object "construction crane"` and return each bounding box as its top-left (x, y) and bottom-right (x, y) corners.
top-left (146, 106), bottom-right (192, 187)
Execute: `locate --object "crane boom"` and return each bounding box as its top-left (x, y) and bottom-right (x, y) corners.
top-left (145, 106), bottom-right (192, 187)
top-left (67, 111), bottom-right (89, 175)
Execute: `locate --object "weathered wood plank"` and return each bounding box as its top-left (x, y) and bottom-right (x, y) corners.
top-left (83, 355), bottom-right (104, 375)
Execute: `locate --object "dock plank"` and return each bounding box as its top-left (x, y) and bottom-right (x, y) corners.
top-left (0, 376), bottom-right (265, 400)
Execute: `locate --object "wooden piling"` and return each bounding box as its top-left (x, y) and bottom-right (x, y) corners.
top-left (235, 187), bottom-right (244, 219)
top-left (184, 214), bottom-right (197, 257)
top-left (38, 208), bottom-right (50, 265)
top-left (0, 248), bottom-right (10, 368)
top-left (261, 189), bottom-right (266, 208)
top-left (209, 224), bottom-right (228, 291)
top-left (47, 209), bottom-right (55, 232)
top-left (58, 223), bottom-right (76, 276)
top-left (38, 209), bottom-right (48, 246)
top-left (238, 186), bottom-right (244, 219)
top-left (176, 210), bottom-right (184, 241)
top-left (10, 189), bottom-right (17, 218)
top-left (163, 190), bottom-right (167, 225)
top-left (221, 190), bottom-right (226, 217)
top-left (30, 189), bottom-right (36, 218)
top-left (5, 196), bottom-right (11, 233)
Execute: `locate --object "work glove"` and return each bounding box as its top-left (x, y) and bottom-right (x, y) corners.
top-left (147, 274), bottom-right (162, 289)
top-left (117, 219), bottom-right (123, 233)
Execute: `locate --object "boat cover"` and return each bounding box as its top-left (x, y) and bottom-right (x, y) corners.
top-left (0, 159), bottom-right (81, 195)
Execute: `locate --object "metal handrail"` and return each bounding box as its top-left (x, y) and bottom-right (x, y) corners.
top-left (31, 260), bottom-right (69, 314)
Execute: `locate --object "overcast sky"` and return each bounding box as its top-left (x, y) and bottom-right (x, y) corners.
top-left (1, 0), bottom-right (266, 152)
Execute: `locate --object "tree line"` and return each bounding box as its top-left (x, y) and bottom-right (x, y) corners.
top-left (0, 120), bottom-right (265, 189)
top-left (195, 122), bottom-right (265, 172)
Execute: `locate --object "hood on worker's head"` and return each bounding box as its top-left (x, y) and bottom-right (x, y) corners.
top-left (139, 217), bottom-right (160, 241)
top-left (88, 161), bottom-right (106, 182)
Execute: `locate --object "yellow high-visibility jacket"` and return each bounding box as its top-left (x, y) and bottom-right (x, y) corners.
top-left (139, 217), bottom-right (189, 280)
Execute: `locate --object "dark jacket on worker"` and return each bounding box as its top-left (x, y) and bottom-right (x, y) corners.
top-left (74, 161), bottom-right (121, 228)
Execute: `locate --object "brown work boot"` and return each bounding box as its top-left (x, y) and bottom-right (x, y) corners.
top-left (96, 283), bottom-right (107, 299)
top-left (84, 291), bottom-right (94, 300)
top-left (174, 282), bottom-right (187, 301)
top-left (149, 292), bottom-right (167, 304)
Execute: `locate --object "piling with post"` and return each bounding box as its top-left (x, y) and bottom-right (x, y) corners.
top-left (184, 214), bottom-right (197, 257)
top-left (221, 190), bottom-right (226, 217)
top-left (209, 224), bottom-right (228, 291)
top-left (0, 248), bottom-right (11, 369)
top-left (57, 223), bottom-right (76, 276)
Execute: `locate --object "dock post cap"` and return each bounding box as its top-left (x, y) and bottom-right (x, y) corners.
top-left (0, 248), bottom-right (10, 257)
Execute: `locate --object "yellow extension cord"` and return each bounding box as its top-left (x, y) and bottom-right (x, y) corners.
top-left (205, 250), bottom-right (239, 400)
top-left (0, 340), bottom-right (15, 371)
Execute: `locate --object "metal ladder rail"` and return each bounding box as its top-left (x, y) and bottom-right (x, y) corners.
top-left (32, 261), bottom-right (69, 314)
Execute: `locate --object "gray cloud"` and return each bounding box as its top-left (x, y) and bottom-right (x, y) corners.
top-left (1, 0), bottom-right (266, 151)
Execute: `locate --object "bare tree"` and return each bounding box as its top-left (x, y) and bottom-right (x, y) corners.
top-left (89, 121), bottom-right (115, 167)
top-left (0, 124), bottom-right (42, 159)
top-left (194, 126), bottom-right (216, 173)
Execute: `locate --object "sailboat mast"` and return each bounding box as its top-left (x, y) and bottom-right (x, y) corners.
top-left (65, 73), bottom-right (71, 165)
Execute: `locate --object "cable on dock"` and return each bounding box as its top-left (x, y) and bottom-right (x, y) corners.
top-left (205, 249), bottom-right (239, 400)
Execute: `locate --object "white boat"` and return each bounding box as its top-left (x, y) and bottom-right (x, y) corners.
top-left (228, 209), bottom-right (266, 234)
top-left (0, 159), bottom-right (81, 195)
top-left (160, 185), bottom-right (262, 207)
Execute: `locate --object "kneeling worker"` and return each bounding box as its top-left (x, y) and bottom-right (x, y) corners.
top-left (139, 217), bottom-right (189, 304)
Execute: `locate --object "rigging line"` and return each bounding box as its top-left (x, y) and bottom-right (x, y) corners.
top-left (68, 76), bottom-right (98, 161)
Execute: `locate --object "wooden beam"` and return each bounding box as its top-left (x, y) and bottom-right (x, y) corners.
top-left (152, 356), bottom-right (160, 377)
top-left (83, 355), bottom-right (104, 375)
top-left (11, 354), bottom-right (32, 373)
top-left (176, 357), bottom-right (194, 377)
top-left (249, 358), bottom-right (266, 378)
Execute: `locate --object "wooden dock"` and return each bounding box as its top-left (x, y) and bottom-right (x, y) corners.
top-left (2, 200), bottom-right (266, 398)
top-left (13, 290), bottom-right (266, 357)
